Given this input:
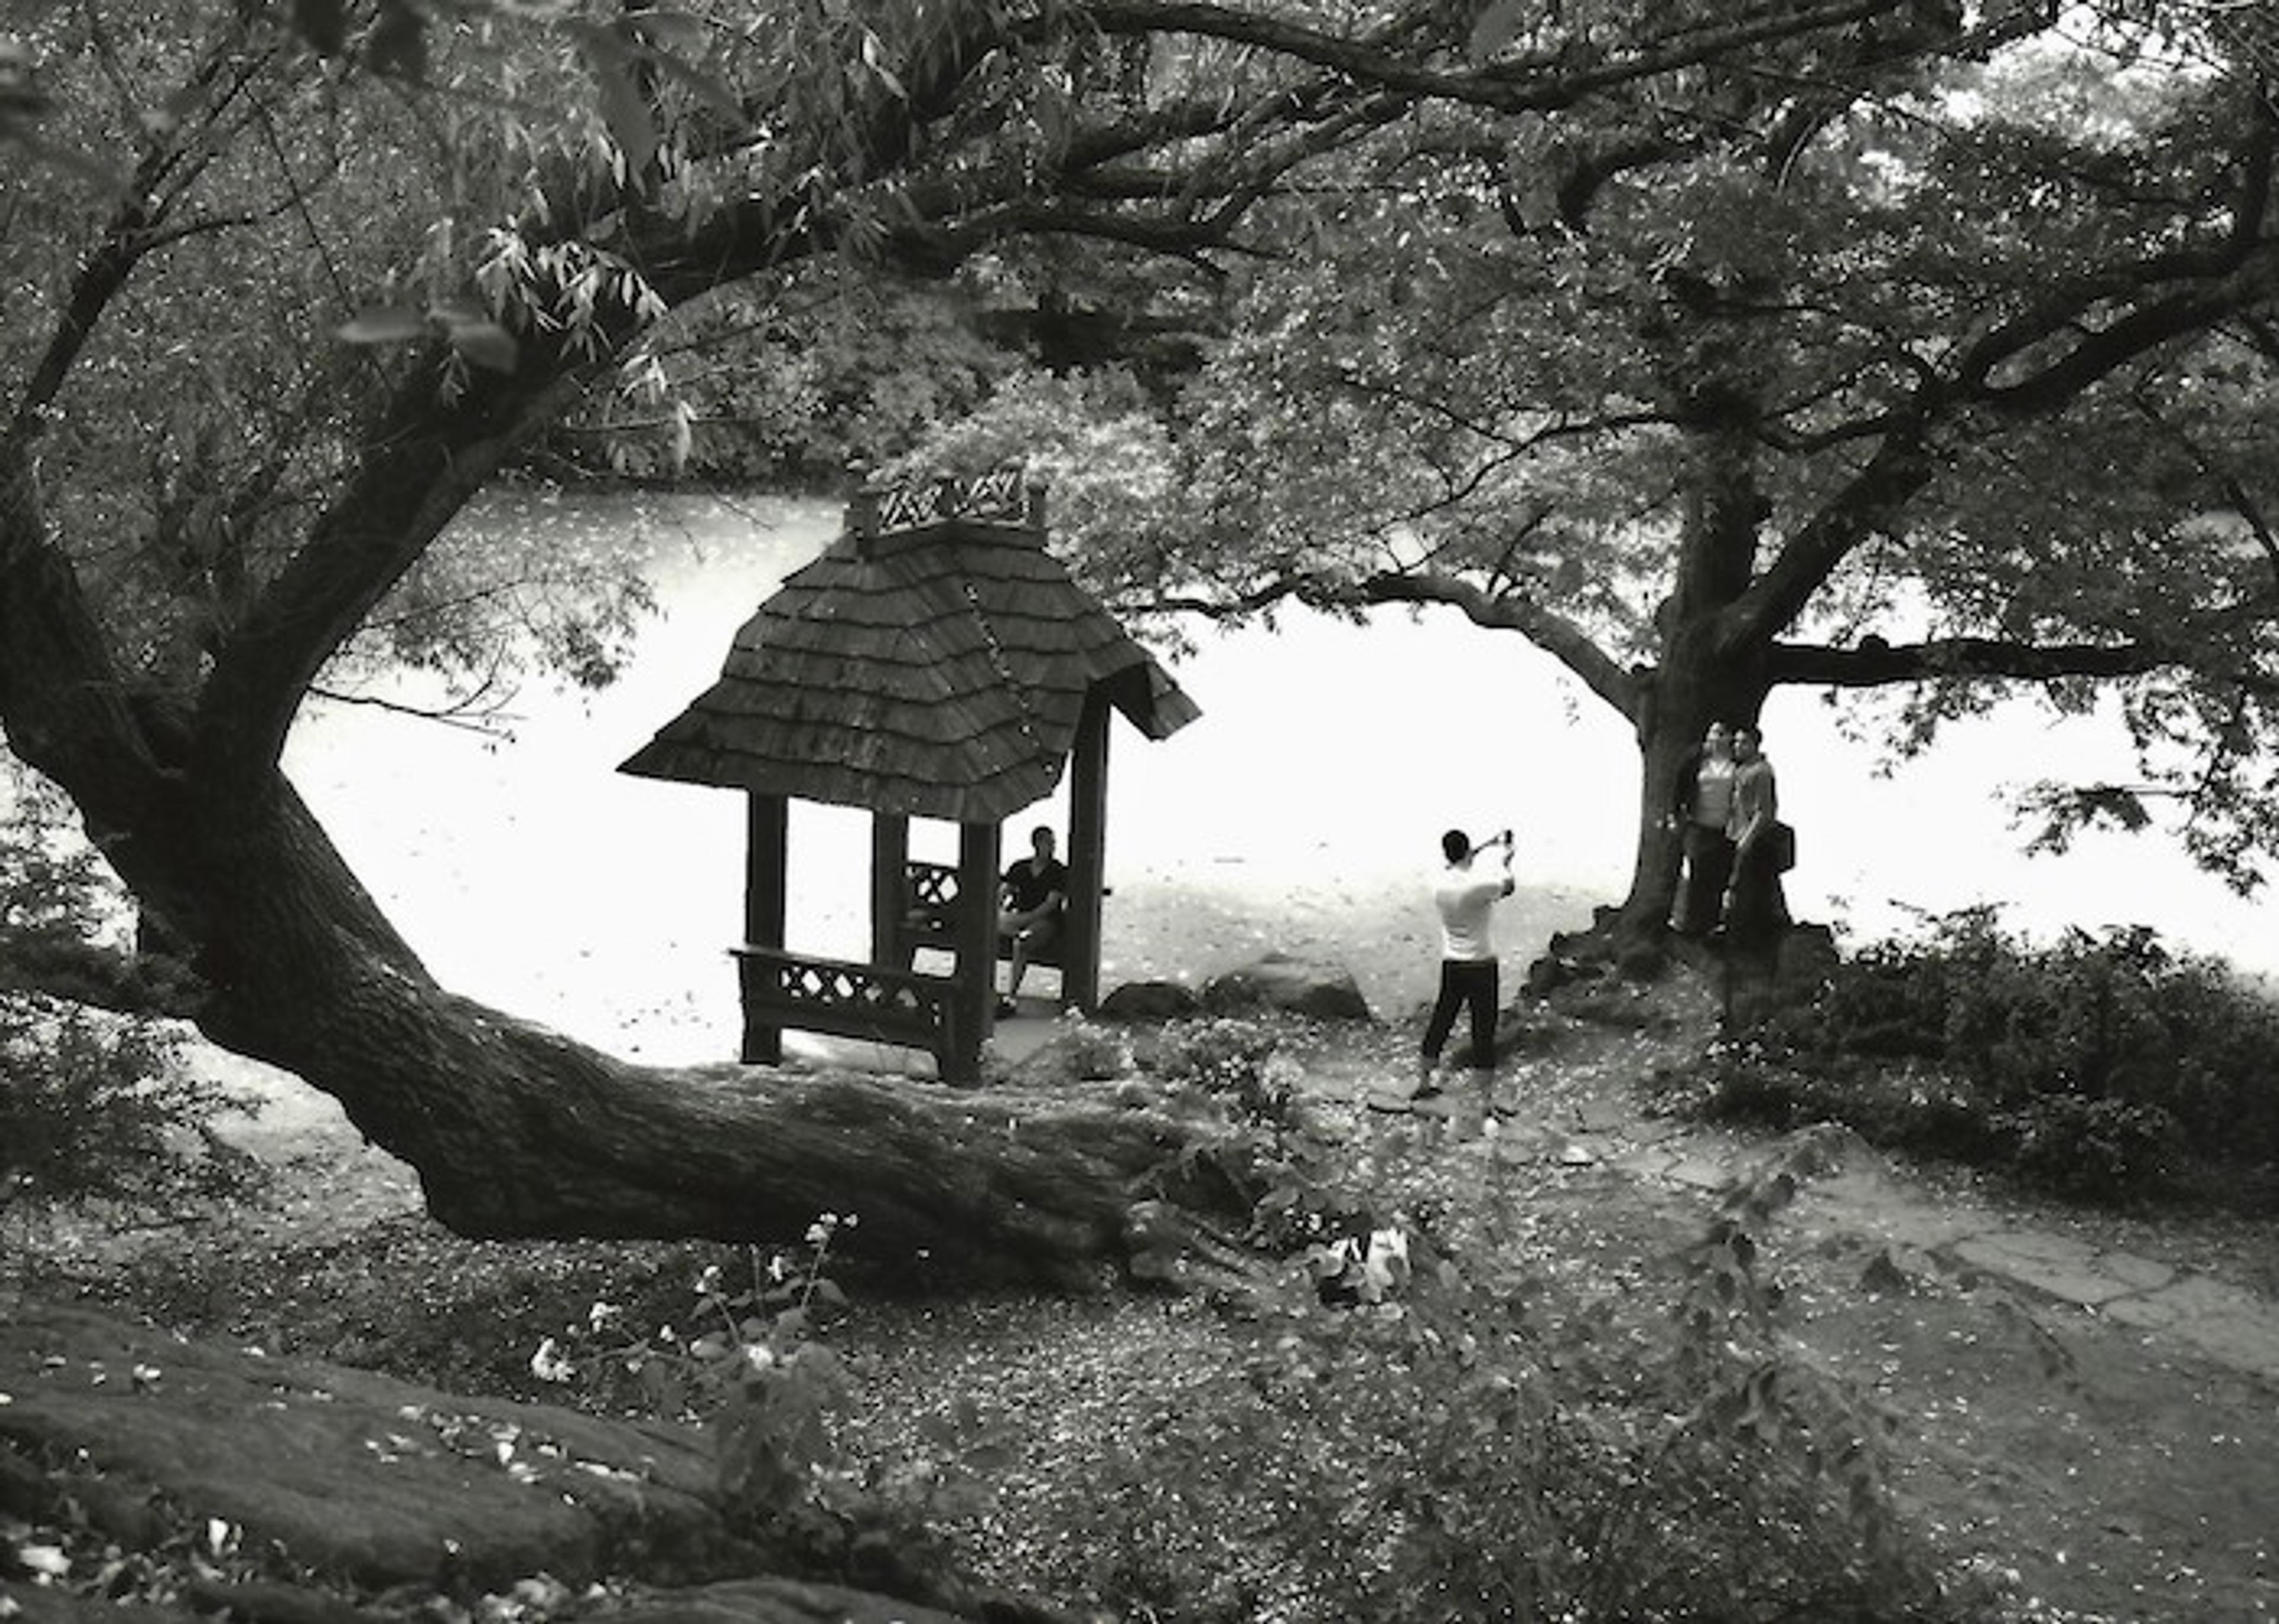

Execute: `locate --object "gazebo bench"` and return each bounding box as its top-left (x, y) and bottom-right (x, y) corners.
top-left (896, 858), bottom-right (1070, 970)
top-left (729, 943), bottom-right (969, 1070)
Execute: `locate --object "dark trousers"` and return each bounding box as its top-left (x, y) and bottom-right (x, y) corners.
top-left (1423, 958), bottom-right (1501, 1070)
top-left (1724, 841), bottom-right (1790, 951)
top-left (1675, 824), bottom-right (1736, 936)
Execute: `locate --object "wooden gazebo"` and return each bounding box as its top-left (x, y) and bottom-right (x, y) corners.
top-left (619, 467), bottom-right (1199, 1083)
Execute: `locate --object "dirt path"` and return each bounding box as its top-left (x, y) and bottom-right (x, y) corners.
top-left (1304, 1007), bottom-right (2279, 1623)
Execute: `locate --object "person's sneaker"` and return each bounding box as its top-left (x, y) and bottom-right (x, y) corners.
top-left (1411, 1080), bottom-right (1443, 1101)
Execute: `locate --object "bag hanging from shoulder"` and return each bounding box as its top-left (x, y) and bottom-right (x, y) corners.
top-left (1767, 819), bottom-right (1796, 873)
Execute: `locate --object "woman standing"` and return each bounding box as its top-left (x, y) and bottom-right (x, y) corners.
top-left (1668, 722), bottom-right (1736, 937)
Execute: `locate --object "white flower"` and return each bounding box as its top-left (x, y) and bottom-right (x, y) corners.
top-left (17, 1544), bottom-right (69, 1581)
top-left (694, 1264), bottom-right (724, 1298)
top-left (586, 1300), bottom-right (621, 1332)
top-left (742, 1343), bottom-right (776, 1374)
top-left (528, 1337), bottom-right (574, 1383)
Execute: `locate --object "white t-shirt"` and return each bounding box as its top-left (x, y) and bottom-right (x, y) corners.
top-left (1433, 863), bottom-right (1509, 961)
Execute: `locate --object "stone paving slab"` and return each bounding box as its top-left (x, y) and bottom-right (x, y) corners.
top-left (1744, 1159), bottom-right (2279, 1388)
top-left (1301, 1035), bottom-right (2279, 1391)
top-left (2102, 1276), bottom-right (2279, 1384)
top-left (1950, 1231), bottom-right (2135, 1307)
top-left (0, 1304), bottom-right (725, 1590)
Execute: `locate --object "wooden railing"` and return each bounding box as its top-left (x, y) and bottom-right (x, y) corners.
top-left (729, 944), bottom-right (966, 1067)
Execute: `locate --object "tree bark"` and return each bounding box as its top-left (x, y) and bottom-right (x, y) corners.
top-left (163, 772), bottom-right (1246, 1280)
top-left (2, 457), bottom-right (1246, 1288)
top-left (1611, 282), bottom-right (1776, 946)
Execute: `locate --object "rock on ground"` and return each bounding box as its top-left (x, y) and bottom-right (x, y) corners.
top-left (1199, 953), bottom-right (1372, 1022)
top-left (0, 1302), bottom-right (725, 1593)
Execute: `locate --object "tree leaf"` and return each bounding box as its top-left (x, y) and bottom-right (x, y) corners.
top-left (588, 50), bottom-right (659, 180)
top-left (368, 0), bottom-right (428, 84)
top-left (291, 0), bottom-right (349, 58)
top-left (1466, 0), bottom-right (1531, 62)
top-left (860, 31), bottom-right (907, 101)
top-left (337, 306), bottom-right (431, 345)
top-left (446, 320), bottom-right (520, 374)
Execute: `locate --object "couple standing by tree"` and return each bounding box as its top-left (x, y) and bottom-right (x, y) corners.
top-left (1669, 723), bottom-right (1789, 951)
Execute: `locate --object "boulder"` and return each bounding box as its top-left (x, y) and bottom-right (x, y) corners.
top-left (1199, 953), bottom-right (1372, 1022)
top-left (1097, 980), bottom-right (1202, 1022)
top-left (599, 1576), bottom-right (975, 1623)
top-left (0, 1303), bottom-right (726, 1591)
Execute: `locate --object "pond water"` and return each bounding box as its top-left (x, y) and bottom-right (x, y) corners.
top-left (280, 490), bottom-right (2272, 1066)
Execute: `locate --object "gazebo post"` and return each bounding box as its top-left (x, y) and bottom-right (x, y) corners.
top-left (869, 812), bottom-right (911, 965)
top-left (1062, 688), bottom-right (1110, 1012)
top-left (944, 819), bottom-right (1001, 1083)
top-left (741, 792), bottom-right (789, 1064)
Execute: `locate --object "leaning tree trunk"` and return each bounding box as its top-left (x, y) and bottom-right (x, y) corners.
top-left (0, 478), bottom-right (1251, 1283)
top-left (1, 269), bottom-right (1257, 1289)
top-left (135, 768), bottom-right (1248, 1283)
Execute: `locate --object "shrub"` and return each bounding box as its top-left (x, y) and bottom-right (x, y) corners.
top-left (1150, 1016), bottom-right (1299, 1130)
top-left (1037, 1132), bottom-right (1982, 1623)
top-left (2, 765), bottom-right (262, 1240)
top-left (0, 997), bottom-right (258, 1225)
top-left (1680, 910), bottom-right (2279, 1210)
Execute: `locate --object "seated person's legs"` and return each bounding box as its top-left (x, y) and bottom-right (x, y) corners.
top-left (1001, 910), bottom-right (1061, 1005)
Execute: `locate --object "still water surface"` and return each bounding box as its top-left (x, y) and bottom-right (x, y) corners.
top-left (281, 491), bottom-right (2271, 1065)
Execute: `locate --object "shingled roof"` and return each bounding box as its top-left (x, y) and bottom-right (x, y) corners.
top-left (618, 472), bottom-right (1200, 824)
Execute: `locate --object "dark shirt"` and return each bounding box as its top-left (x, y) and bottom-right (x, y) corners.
top-left (1001, 857), bottom-right (1067, 917)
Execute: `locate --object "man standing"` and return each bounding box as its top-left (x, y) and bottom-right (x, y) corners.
top-left (1721, 726), bottom-right (1786, 949)
top-left (1420, 827), bottom-right (1514, 1105)
top-left (996, 825), bottom-right (1067, 1016)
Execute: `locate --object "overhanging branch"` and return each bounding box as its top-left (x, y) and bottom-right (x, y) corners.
top-left (1336, 570), bottom-right (1640, 719)
top-left (1767, 636), bottom-right (2167, 687)
top-left (1144, 562), bottom-right (1640, 717)
top-left (1072, 0), bottom-right (1918, 116)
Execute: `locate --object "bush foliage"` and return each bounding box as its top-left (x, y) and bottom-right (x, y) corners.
top-left (1677, 910), bottom-right (2279, 1209)
top-left (2, 764), bottom-right (262, 1236)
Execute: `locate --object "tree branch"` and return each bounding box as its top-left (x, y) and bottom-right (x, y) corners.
top-left (1339, 571), bottom-right (1643, 720)
top-left (1961, 97), bottom-right (2279, 413)
top-left (1073, 0), bottom-right (1921, 116)
top-left (1145, 538), bottom-right (1641, 717)
top-left (1720, 415), bottom-right (1937, 648)
top-left (189, 363), bottom-right (596, 789)
top-left (1767, 635), bottom-right (2168, 687)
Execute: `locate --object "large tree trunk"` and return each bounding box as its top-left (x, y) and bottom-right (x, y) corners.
top-left (1612, 290), bottom-right (1775, 946)
top-left (153, 768), bottom-right (1245, 1282)
top-left (150, 782), bottom-right (1233, 1277)
top-left (2, 459), bottom-right (1249, 1287)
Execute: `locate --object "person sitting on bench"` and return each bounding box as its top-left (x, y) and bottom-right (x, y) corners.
top-left (996, 825), bottom-right (1067, 1016)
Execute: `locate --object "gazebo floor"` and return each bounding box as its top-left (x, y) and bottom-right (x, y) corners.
top-left (780, 1003), bottom-right (1066, 1079)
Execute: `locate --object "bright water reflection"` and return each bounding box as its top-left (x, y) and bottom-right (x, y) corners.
top-left (281, 491), bottom-right (2271, 1065)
